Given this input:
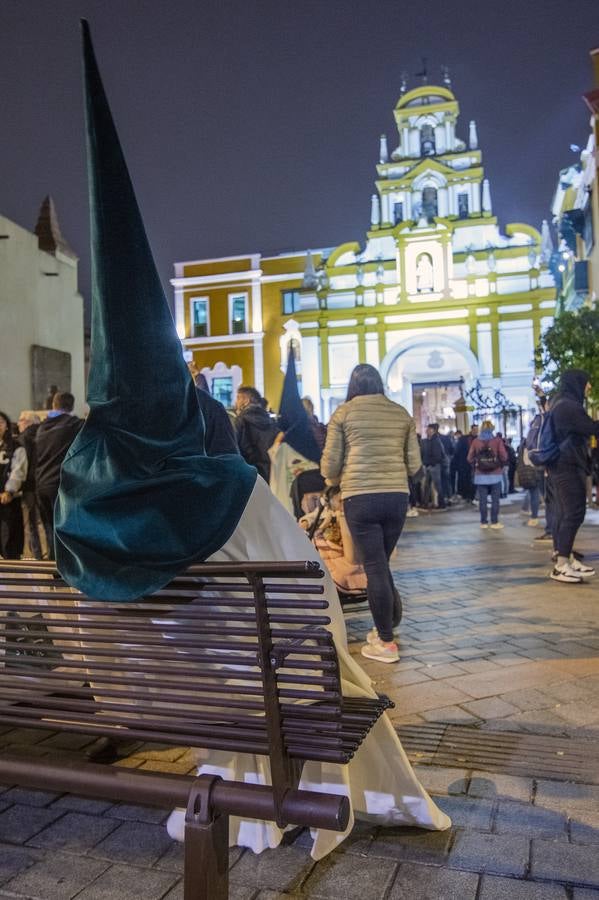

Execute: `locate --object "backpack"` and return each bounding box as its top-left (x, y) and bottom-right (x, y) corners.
top-left (516, 446), bottom-right (539, 489)
top-left (526, 403), bottom-right (563, 468)
top-left (476, 440), bottom-right (500, 472)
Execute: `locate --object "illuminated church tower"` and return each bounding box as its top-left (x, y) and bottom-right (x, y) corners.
top-left (175, 73), bottom-right (555, 431)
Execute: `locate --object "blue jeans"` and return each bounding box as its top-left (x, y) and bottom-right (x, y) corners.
top-left (528, 485), bottom-right (540, 519)
top-left (423, 464), bottom-right (445, 508)
top-left (344, 492), bottom-right (408, 642)
top-left (477, 482), bottom-right (501, 524)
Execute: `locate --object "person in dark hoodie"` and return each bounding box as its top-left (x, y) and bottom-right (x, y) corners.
top-left (234, 385), bottom-right (281, 481)
top-left (191, 370), bottom-right (238, 457)
top-left (547, 368), bottom-right (599, 584)
top-left (35, 392), bottom-right (83, 558)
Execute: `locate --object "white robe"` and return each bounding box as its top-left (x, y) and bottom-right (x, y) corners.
top-left (166, 476), bottom-right (450, 859)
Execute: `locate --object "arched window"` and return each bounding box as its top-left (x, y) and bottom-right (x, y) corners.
top-left (420, 124), bottom-right (436, 156)
top-left (422, 186), bottom-right (438, 220)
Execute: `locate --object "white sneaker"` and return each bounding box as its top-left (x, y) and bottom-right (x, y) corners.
top-left (490, 522), bottom-right (504, 530)
top-left (367, 627), bottom-right (379, 644)
top-left (480, 523), bottom-right (489, 530)
top-left (361, 638), bottom-right (399, 664)
top-left (527, 518), bottom-right (539, 527)
top-left (551, 564), bottom-right (583, 584)
top-left (569, 557), bottom-right (596, 576)
top-left (406, 508), bottom-right (419, 518)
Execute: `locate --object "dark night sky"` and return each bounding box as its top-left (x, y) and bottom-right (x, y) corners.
top-left (1, 0), bottom-right (598, 317)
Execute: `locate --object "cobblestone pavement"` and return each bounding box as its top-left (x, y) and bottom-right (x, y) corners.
top-left (1, 495), bottom-right (599, 898)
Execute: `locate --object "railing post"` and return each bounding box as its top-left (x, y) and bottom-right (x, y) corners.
top-left (184, 775), bottom-right (229, 900)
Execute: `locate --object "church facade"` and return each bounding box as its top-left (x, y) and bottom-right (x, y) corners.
top-left (173, 80), bottom-right (555, 432)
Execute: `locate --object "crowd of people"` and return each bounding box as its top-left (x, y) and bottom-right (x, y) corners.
top-left (2, 364), bottom-right (598, 606)
top-left (0, 392), bottom-right (83, 562)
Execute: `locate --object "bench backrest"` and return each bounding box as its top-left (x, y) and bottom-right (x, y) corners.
top-left (0, 559), bottom-right (345, 822)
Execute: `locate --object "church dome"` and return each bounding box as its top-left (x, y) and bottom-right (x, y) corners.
top-left (395, 85), bottom-right (456, 110)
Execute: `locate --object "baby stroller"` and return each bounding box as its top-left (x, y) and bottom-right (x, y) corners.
top-left (292, 470), bottom-right (368, 606)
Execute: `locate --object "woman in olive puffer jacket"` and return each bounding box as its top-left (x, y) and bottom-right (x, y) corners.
top-left (320, 364), bottom-right (422, 664)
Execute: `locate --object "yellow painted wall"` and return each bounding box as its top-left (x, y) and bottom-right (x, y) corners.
top-left (183, 258), bottom-right (253, 278)
top-left (191, 345), bottom-right (255, 384)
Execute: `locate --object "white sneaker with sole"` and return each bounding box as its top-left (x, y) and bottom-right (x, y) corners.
top-left (406, 508), bottom-right (419, 518)
top-left (490, 522), bottom-right (504, 530)
top-left (480, 523), bottom-right (489, 530)
top-left (550, 564), bottom-right (583, 584)
top-left (527, 518), bottom-right (539, 527)
top-left (569, 557), bottom-right (596, 576)
top-left (361, 639), bottom-right (399, 664)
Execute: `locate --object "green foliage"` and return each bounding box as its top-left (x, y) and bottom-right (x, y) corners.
top-left (535, 308), bottom-right (599, 402)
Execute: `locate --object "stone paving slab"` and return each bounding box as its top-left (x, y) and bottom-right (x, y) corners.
top-left (302, 851), bottom-right (398, 899)
top-left (531, 839), bottom-right (599, 887)
top-left (74, 863), bottom-right (179, 900)
top-left (229, 845), bottom-right (315, 893)
top-left (478, 876), bottom-right (568, 899)
top-left (2, 852), bottom-right (110, 899)
top-left (449, 831), bottom-right (530, 876)
top-left (27, 810), bottom-right (120, 853)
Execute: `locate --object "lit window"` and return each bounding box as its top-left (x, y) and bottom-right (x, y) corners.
top-left (230, 295), bottom-right (247, 334)
top-left (191, 298), bottom-right (209, 337)
top-left (212, 377), bottom-right (234, 407)
top-left (282, 290), bottom-right (301, 314)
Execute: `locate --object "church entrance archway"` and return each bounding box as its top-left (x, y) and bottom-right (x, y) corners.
top-left (380, 333), bottom-right (480, 433)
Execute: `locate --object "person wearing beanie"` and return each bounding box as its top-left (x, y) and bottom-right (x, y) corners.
top-left (547, 369), bottom-right (599, 583)
top-left (467, 420), bottom-right (508, 529)
top-left (53, 22), bottom-right (450, 862)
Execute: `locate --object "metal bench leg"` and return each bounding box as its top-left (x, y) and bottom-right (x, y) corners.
top-left (184, 775), bottom-right (229, 900)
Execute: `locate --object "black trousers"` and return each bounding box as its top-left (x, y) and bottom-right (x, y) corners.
top-left (0, 499), bottom-right (24, 559)
top-left (37, 488), bottom-right (58, 561)
top-left (344, 492), bottom-right (408, 643)
top-left (550, 466), bottom-right (587, 558)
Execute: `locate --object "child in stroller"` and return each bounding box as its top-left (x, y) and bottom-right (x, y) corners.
top-left (291, 470), bottom-right (368, 605)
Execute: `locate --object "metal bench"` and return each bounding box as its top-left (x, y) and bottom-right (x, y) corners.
top-left (0, 558), bottom-right (392, 899)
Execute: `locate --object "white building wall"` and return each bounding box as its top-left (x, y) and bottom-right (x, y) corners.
top-left (499, 320), bottom-right (535, 374)
top-left (0, 214), bottom-right (85, 417)
top-left (476, 324), bottom-right (493, 375)
top-left (300, 335), bottom-right (321, 415)
top-left (328, 334), bottom-right (359, 386)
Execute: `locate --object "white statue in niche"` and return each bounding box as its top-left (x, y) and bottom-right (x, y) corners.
top-left (416, 253), bottom-right (434, 292)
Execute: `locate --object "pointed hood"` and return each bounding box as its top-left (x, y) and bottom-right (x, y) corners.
top-left (278, 348), bottom-right (321, 463)
top-left (54, 22), bottom-right (256, 600)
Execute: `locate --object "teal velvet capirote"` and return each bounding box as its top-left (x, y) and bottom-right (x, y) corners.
top-left (54, 22), bottom-right (256, 601)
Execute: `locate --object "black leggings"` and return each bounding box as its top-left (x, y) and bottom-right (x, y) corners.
top-left (550, 467), bottom-right (587, 558)
top-left (0, 499), bottom-right (24, 559)
top-left (344, 492), bottom-right (408, 642)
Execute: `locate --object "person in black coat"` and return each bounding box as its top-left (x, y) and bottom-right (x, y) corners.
top-left (420, 425), bottom-right (446, 509)
top-left (17, 411), bottom-right (44, 559)
top-left (234, 386), bottom-right (281, 482)
top-left (454, 425), bottom-right (479, 501)
top-left (35, 393), bottom-right (83, 559)
top-left (548, 369), bottom-right (599, 583)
